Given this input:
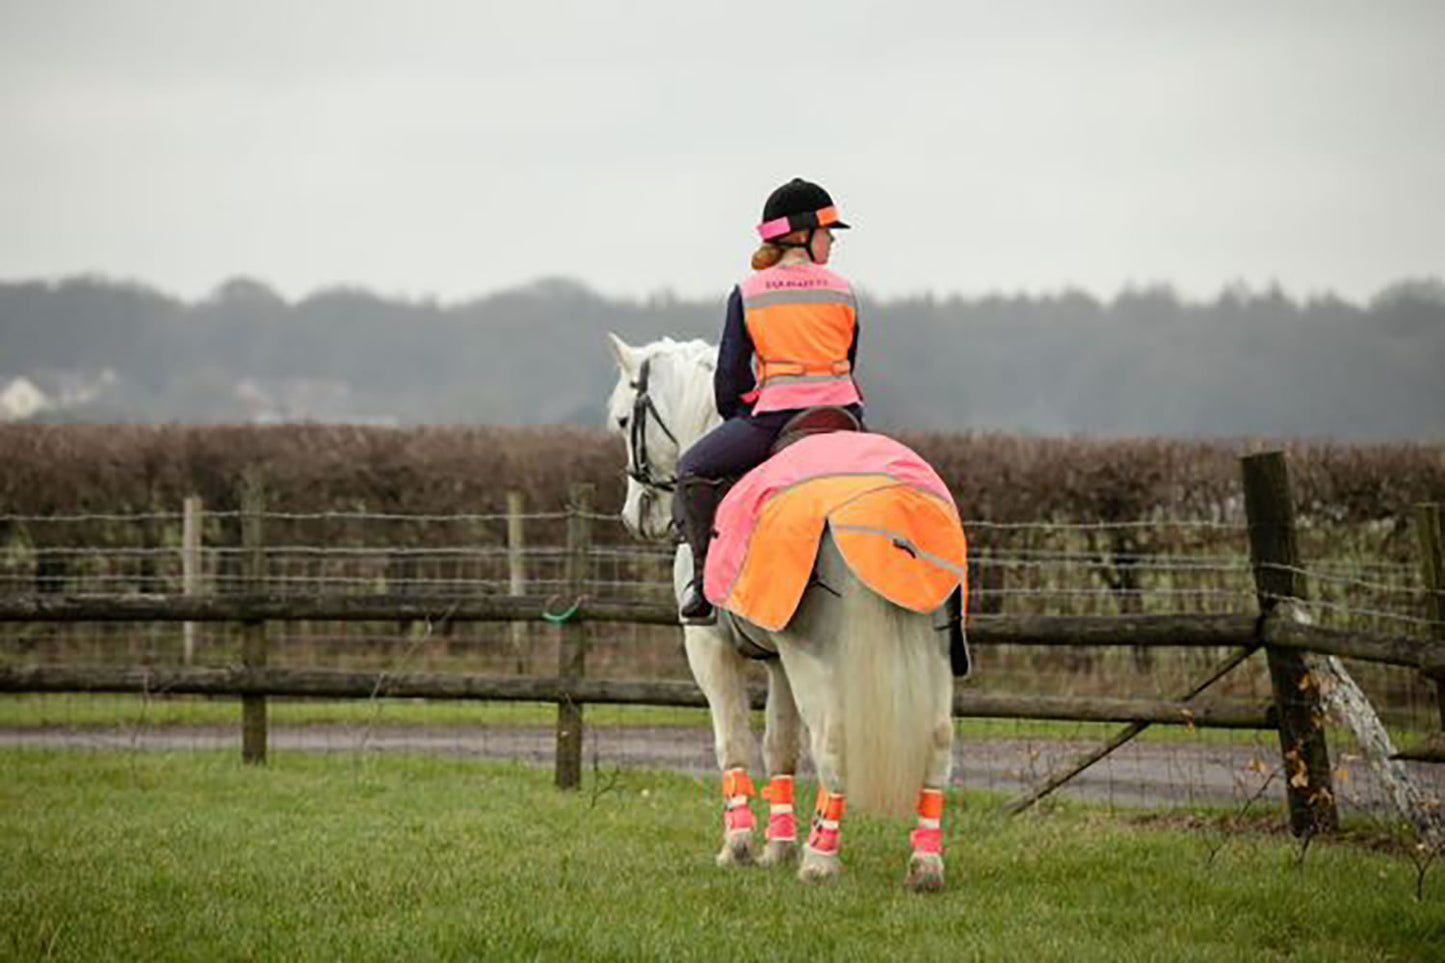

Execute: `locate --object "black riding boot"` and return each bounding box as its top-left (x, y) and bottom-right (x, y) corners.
top-left (677, 478), bottom-right (724, 624)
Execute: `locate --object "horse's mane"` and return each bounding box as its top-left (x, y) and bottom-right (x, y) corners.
top-left (648, 336), bottom-right (716, 377)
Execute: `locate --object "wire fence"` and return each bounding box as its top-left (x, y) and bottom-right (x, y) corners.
top-left (2, 500), bottom-right (1442, 818)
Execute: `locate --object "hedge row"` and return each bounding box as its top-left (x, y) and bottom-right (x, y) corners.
top-left (2, 424), bottom-right (1441, 541)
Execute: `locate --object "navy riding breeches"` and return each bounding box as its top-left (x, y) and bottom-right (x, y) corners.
top-left (677, 413), bottom-right (790, 482)
top-left (671, 405), bottom-right (865, 532)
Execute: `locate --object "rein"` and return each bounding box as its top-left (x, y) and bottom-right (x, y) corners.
top-left (626, 356), bottom-right (681, 498)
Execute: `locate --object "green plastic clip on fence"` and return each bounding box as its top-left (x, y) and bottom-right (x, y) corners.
top-left (541, 595), bottom-right (584, 625)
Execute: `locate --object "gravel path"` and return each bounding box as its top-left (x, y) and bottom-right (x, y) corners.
top-left (6, 723), bottom-right (1441, 815)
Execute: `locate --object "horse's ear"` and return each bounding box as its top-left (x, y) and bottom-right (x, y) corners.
top-left (607, 331), bottom-right (639, 371)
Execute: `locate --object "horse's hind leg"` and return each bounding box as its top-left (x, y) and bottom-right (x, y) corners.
top-left (683, 624), bottom-right (758, 867)
top-left (758, 658), bottom-right (803, 867)
top-left (905, 639), bottom-right (956, 894)
top-left (905, 786), bottom-right (947, 893)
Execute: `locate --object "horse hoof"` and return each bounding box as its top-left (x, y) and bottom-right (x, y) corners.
top-left (797, 849), bottom-right (841, 883)
top-left (905, 854), bottom-right (945, 893)
top-left (758, 839), bottom-right (797, 867)
top-left (716, 830), bottom-right (755, 867)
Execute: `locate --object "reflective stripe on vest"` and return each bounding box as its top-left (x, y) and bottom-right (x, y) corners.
top-left (739, 265), bottom-right (862, 414)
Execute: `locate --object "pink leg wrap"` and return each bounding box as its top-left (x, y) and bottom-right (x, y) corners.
top-left (806, 789), bottom-right (845, 855)
top-left (725, 804), bottom-right (755, 832)
top-left (910, 826), bottom-right (942, 855)
top-left (762, 775), bottom-right (796, 842)
top-left (807, 823), bottom-right (840, 854)
top-left (767, 810), bottom-right (796, 841)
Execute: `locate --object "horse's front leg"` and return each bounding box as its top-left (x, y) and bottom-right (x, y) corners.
top-left (757, 657), bottom-right (803, 867)
top-left (776, 644), bottom-right (847, 883)
top-left (683, 623), bottom-right (758, 867)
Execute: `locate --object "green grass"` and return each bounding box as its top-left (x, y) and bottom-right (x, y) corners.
top-left (0, 694), bottom-right (712, 730)
top-left (2, 750), bottom-right (1441, 962)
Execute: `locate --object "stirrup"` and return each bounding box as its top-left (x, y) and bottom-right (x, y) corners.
top-left (680, 583), bottom-right (716, 625)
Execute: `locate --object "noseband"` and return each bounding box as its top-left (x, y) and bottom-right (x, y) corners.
top-left (626, 356), bottom-right (681, 502)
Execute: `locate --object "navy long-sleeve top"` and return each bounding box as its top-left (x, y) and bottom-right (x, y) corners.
top-left (713, 285), bottom-right (861, 420)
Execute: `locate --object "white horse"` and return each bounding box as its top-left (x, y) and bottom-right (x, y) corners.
top-left (606, 332), bottom-right (958, 891)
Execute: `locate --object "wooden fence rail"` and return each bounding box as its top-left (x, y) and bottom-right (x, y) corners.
top-left (1, 601), bottom-right (1438, 673)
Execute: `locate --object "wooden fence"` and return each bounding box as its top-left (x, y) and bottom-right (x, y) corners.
top-left (2, 452), bottom-right (1443, 832)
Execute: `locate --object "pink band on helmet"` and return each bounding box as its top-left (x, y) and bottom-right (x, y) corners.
top-left (757, 216), bottom-right (793, 241)
top-left (756, 206), bottom-right (842, 241)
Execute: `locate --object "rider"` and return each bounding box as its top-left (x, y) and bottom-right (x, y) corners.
top-left (675, 177), bottom-right (866, 622)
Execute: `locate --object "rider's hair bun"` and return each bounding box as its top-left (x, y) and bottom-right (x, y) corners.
top-left (751, 243), bottom-right (785, 271)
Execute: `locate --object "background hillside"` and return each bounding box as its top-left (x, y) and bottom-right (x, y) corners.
top-left (2, 275), bottom-right (1441, 439)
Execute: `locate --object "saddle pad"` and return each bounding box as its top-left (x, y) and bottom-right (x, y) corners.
top-left (704, 432), bottom-right (967, 631)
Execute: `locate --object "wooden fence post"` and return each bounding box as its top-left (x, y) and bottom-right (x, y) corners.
top-left (182, 496), bottom-right (203, 666)
top-left (555, 483), bottom-right (593, 790)
top-left (240, 474), bottom-right (268, 765)
top-left (1416, 503), bottom-right (1445, 730)
top-left (1241, 451), bottom-right (1338, 837)
top-left (507, 491), bottom-right (529, 675)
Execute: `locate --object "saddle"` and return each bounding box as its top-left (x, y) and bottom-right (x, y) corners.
top-left (770, 406), bottom-right (862, 456)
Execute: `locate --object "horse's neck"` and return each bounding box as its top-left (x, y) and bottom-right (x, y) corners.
top-left (670, 350), bottom-right (724, 450)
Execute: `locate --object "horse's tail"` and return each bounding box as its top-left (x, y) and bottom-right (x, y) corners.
top-left (835, 550), bottom-right (950, 820)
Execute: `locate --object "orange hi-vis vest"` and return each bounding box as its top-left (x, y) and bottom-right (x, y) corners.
top-left (739, 263), bottom-right (862, 414)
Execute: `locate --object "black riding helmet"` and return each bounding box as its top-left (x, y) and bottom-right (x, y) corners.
top-left (756, 178), bottom-right (850, 262)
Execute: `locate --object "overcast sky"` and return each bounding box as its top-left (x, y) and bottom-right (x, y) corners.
top-left (1, 1), bottom-right (1441, 305)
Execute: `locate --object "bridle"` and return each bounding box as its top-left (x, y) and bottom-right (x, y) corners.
top-left (624, 356), bottom-right (682, 509)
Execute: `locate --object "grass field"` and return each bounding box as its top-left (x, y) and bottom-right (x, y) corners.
top-left (2, 750), bottom-right (1441, 962)
top-left (0, 694), bottom-right (713, 731)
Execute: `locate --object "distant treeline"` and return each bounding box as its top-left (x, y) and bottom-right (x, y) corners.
top-left (1, 275), bottom-right (1442, 438)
